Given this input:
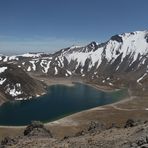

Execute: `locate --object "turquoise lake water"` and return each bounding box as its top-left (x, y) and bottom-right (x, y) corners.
top-left (0, 83), bottom-right (127, 126)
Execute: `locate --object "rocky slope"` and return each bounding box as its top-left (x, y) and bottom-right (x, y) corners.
top-left (0, 63), bottom-right (46, 104)
top-left (1, 119), bottom-right (148, 148)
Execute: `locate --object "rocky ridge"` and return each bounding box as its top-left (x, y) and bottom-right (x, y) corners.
top-left (0, 31), bottom-right (148, 89)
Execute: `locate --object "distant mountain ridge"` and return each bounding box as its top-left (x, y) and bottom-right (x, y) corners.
top-left (0, 30), bottom-right (148, 102)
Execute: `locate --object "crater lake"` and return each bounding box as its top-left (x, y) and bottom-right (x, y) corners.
top-left (0, 83), bottom-right (127, 126)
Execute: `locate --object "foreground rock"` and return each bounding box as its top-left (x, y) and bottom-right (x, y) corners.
top-left (1, 119), bottom-right (148, 148)
top-left (1, 137), bottom-right (18, 147)
top-left (24, 121), bottom-right (52, 137)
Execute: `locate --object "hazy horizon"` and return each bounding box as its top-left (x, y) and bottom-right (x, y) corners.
top-left (0, 37), bottom-right (89, 56)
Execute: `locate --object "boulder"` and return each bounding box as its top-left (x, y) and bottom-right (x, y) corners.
top-left (124, 119), bottom-right (136, 128)
top-left (24, 121), bottom-right (52, 137)
top-left (1, 136), bottom-right (17, 146)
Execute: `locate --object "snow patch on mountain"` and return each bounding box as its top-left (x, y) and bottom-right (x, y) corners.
top-left (70, 45), bottom-right (81, 50)
top-left (27, 66), bottom-right (31, 72)
top-left (137, 73), bottom-right (147, 85)
top-left (66, 70), bottom-right (72, 75)
top-left (3, 56), bottom-right (8, 62)
top-left (0, 78), bottom-right (6, 85)
top-left (9, 56), bottom-right (19, 61)
top-left (119, 31), bottom-right (148, 62)
top-left (5, 83), bottom-right (22, 97)
top-left (40, 60), bottom-right (51, 73)
top-left (21, 53), bottom-right (42, 58)
top-left (0, 67), bottom-right (7, 73)
top-left (29, 61), bottom-right (36, 71)
top-left (65, 46), bottom-right (103, 69)
top-left (54, 67), bottom-right (58, 75)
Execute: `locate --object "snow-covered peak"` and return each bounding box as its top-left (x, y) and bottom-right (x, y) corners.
top-left (20, 52), bottom-right (44, 58)
top-left (69, 45), bottom-right (81, 50)
top-left (60, 31), bottom-right (148, 72)
top-left (85, 41), bottom-right (99, 51)
top-left (109, 30), bottom-right (148, 61)
top-left (87, 41), bottom-right (99, 47)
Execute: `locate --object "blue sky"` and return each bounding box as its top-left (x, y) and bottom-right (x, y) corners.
top-left (0, 0), bottom-right (148, 55)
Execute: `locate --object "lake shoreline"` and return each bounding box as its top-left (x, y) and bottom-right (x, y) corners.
top-left (0, 78), bottom-right (130, 128)
top-left (44, 80), bottom-right (132, 126)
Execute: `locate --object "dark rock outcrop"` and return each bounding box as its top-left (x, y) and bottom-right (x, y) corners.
top-left (24, 121), bottom-right (52, 137)
top-left (124, 119), bottom-right (136, 128)
top-left (110, 34), bottom-right (123, 42)
top-left (1, 137), bottom-right (17, 147)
